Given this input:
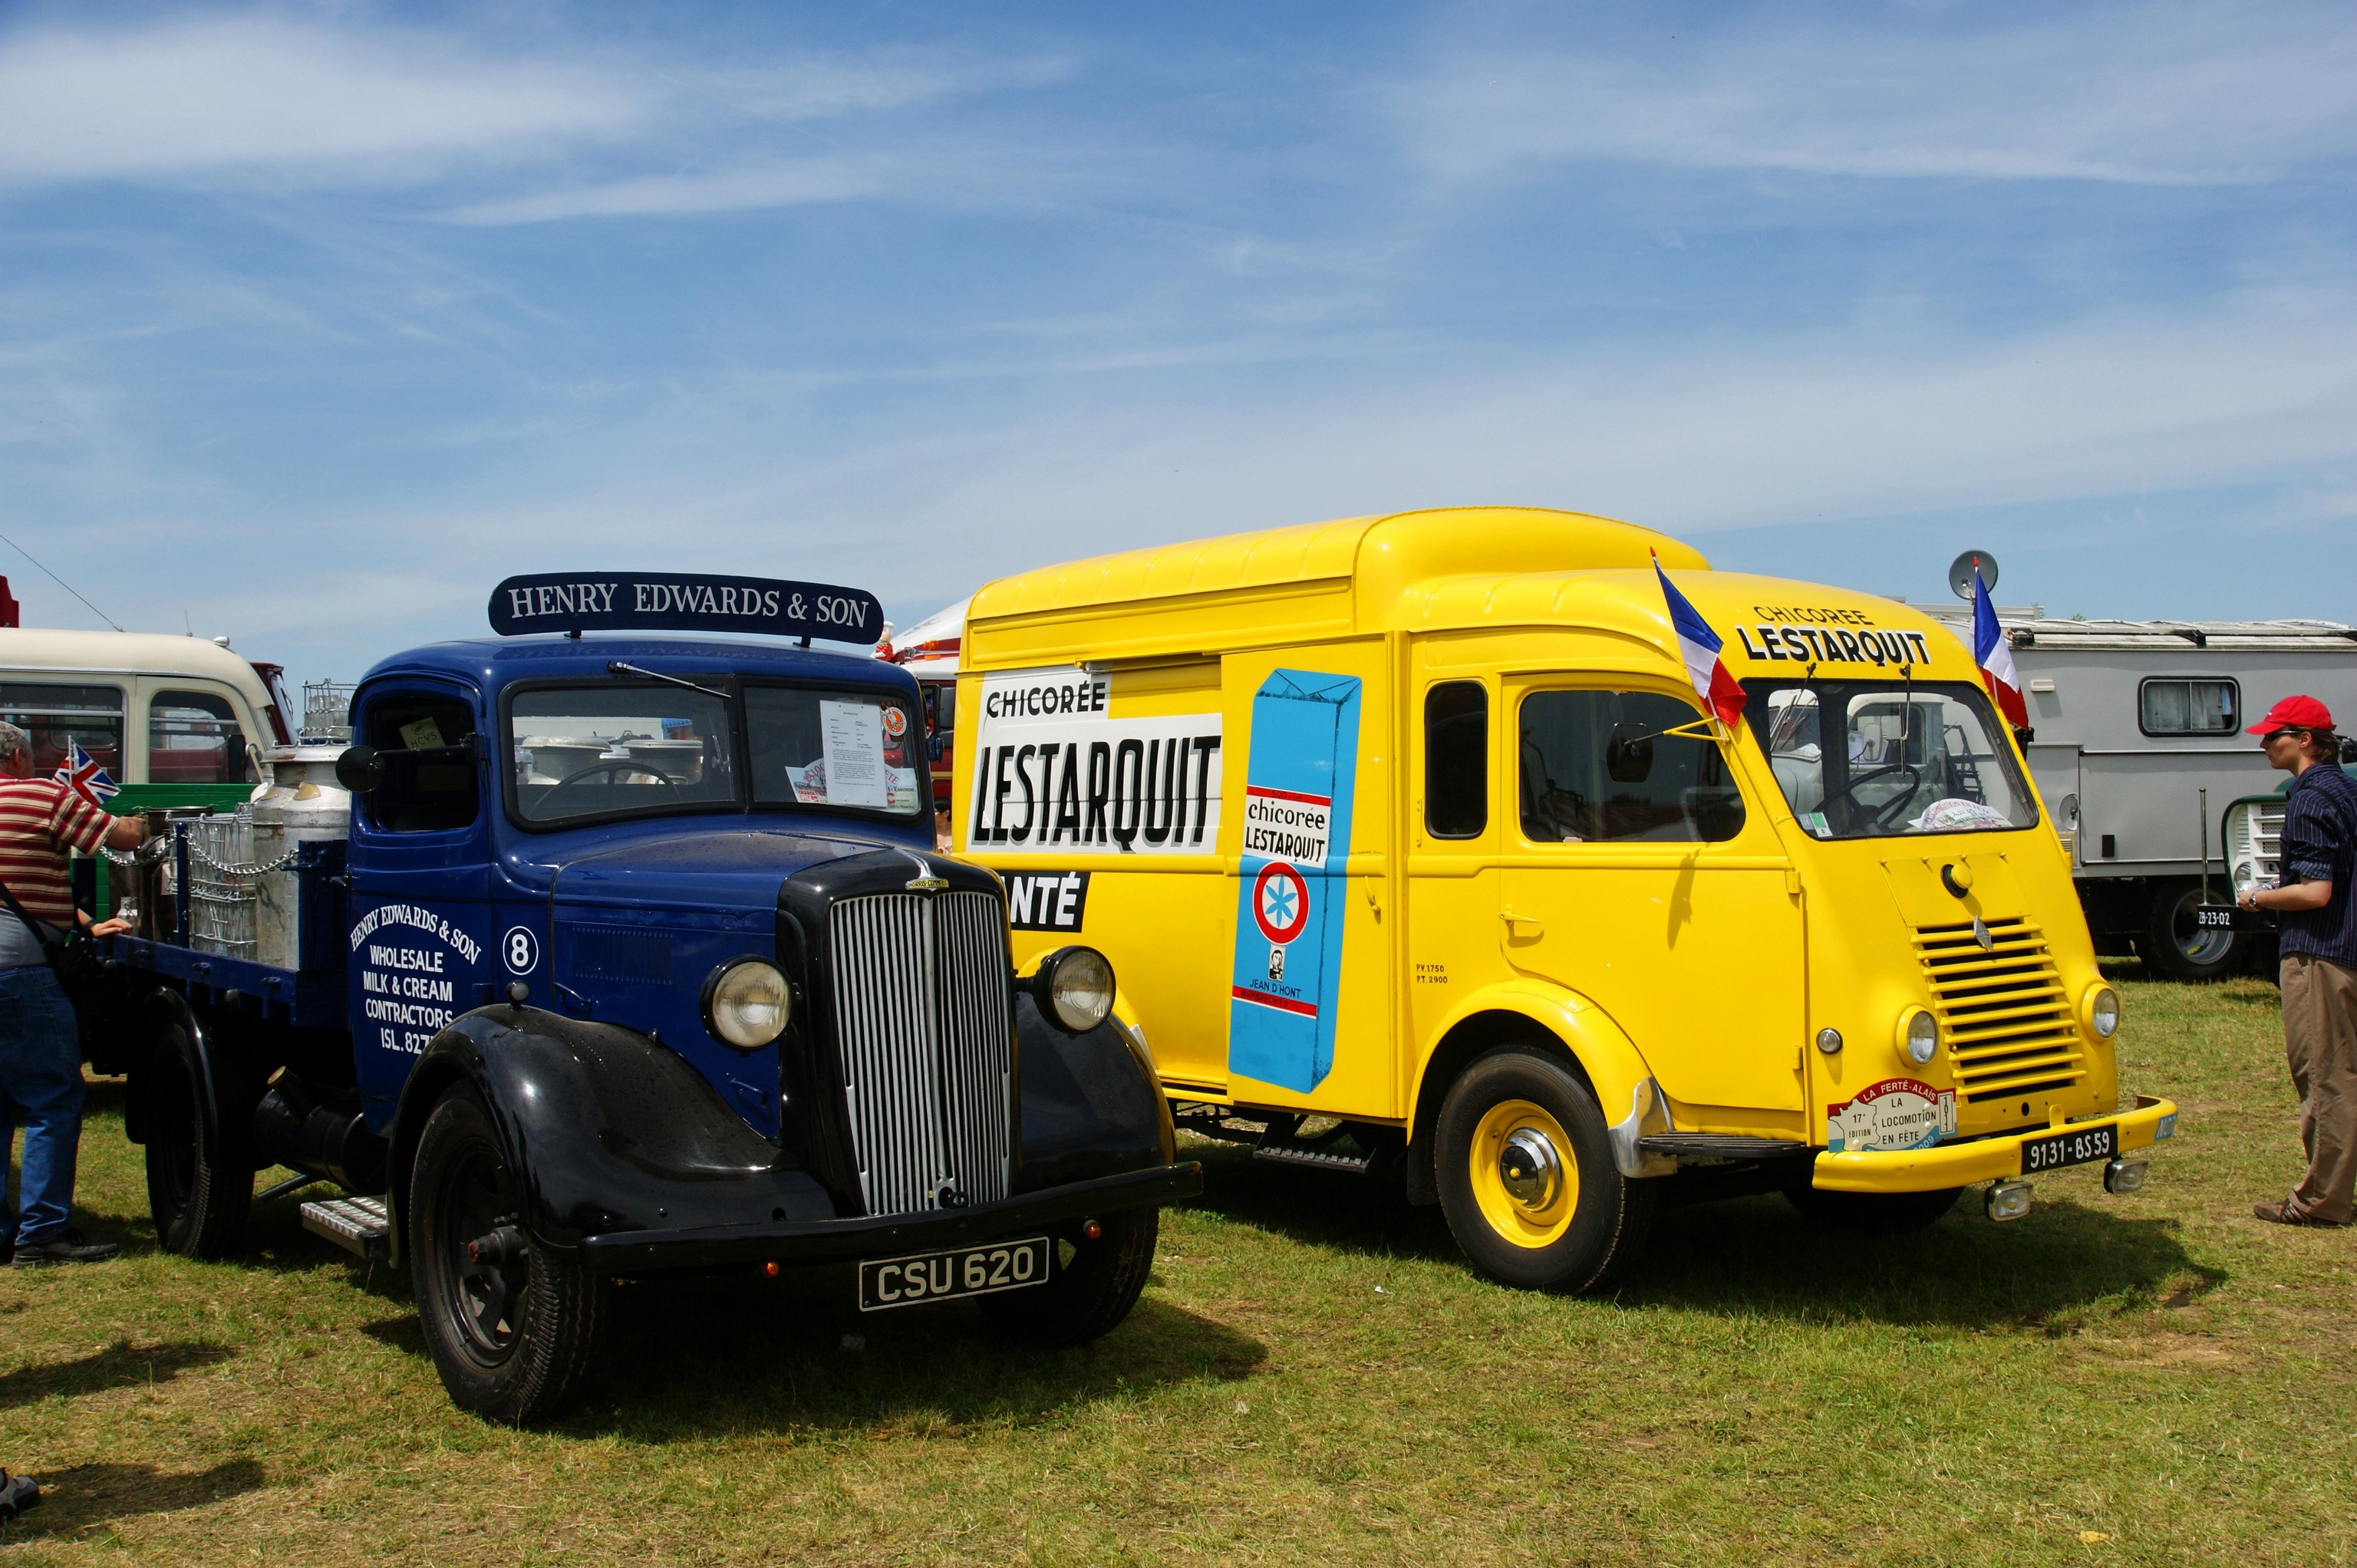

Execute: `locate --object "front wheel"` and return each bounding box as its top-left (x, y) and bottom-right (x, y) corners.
top-left (410, 1083), bottom-right (606, 1425)
top-left (979, 1209), bottom-right (1157, 1346)
top-left (1434, 1048), bottom-right (1655, 1292)
top-left (142, 1018), bottom-right (252, 1260)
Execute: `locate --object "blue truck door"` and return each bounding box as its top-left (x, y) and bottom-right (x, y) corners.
top-left (345, 679), bottom-right (494, 1132)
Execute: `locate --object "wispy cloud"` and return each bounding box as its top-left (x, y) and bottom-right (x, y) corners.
top-left (1397, 5), bottom-right (2357, 186)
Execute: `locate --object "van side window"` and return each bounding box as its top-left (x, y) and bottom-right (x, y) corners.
top-left (1520, 690), bottom-right (1745, 844)
top-left (2139, 678), bottom-right (2237, 736)
top-left (0, 682), bottom-right (123, 779)
top-left (148, 689), bottom-right (252, 784)
top-left (1424, 682), bottom-right (1488, 838)
top-left (364, 694), bottom-right (480, 832)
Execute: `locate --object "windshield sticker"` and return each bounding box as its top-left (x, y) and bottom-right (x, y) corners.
top-left (816, 699), bottom-right (888, 809)
top-left (964, 668), bottom-right (1221, 855)
top-left (1826, 1077), bottom-right (1957, 1153)
top-left (1228, 669), bottom-right (1361, 1093)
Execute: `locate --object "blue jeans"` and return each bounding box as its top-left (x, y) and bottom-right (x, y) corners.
top-left (0, 964), bottom-right (86, 1247)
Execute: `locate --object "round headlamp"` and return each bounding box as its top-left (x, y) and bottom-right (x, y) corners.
top-left (1030, 945), bottom-right (1116, 1035)
top-left (1898, 1006), bottom-right (1939, 1066)
top-left (2083, 983), bottom-right (2121, 1039)
top-left (701, 957), bottom-right (792, 1049)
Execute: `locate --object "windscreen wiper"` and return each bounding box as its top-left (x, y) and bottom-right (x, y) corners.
top-left (606, 662), bottom-right (730, 702)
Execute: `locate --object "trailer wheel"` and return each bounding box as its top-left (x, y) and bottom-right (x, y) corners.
top-left (980, 1208), bottom-right (1157, 1346)
top-left (143, 1016), bottom-right (252, 1260)
top-left (1782, 1182), bottom-right (1962, 1234)
top-left (1434, 1047), bottom-right (1655, 1292)
top-left (2136, 878), bottom-right (2241, 982)
top-left (410, 1083), bottom-right (605, 1425)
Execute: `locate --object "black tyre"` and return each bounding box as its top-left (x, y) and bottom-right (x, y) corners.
top-left (979, 1208), bottom-right (1157, 1346)
top-left (1783, 1182), bottom-right (1962, 1234)
top-left (410, 1083), bottom-right (606, 1425)
top-left (1434, 1047), bottom-right (1655, 1292)
top-left (143, 1018), bottom-right (252, 1260)
top-left (2135, 878), bottom-right (2241, 982)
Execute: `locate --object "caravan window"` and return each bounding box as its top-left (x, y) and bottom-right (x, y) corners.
top-left (2140, 678), bottom-right (2238, 737)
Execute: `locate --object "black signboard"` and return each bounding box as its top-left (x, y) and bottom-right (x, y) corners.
top-left (488, 572), bottom-right (885, 644)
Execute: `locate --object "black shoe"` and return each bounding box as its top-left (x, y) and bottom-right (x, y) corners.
top-left (0, 1471), bottom-right (40, 1520)
top-left (9, 1228), bottom-right (118, 1267)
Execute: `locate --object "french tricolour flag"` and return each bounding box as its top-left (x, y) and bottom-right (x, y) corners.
top-left (1969, 568), bottom-right (2029, 728)
top-left (1652, 553), bottom-right (1747, 730)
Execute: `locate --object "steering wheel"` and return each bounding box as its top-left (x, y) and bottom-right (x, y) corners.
top-left (1818, 762), bottom-right (1920, 830)
top-left (543, 761), bottom-right (683, 805)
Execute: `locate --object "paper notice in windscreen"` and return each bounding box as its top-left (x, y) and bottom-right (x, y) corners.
top-left (818, 700), bottom-right (887, 808)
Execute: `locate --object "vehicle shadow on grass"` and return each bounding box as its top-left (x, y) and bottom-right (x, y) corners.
top-left (1, 1458), bottom-right (267, 1541)
top-left (355, 1265), bottom-right (1266, 1442)
top-left (1180, 1141), bottom-right (2224, 1331)
top-left (0, 1341), bottom-right (235, 1411)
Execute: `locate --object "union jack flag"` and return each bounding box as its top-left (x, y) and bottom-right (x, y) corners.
top-left (53, 743), bottom-right (119, 810)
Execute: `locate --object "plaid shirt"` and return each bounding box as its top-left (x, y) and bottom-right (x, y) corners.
top-left (0, 776), bottom-right (110, 927)
top-left (2278, 763), bottom-right (2357, 969)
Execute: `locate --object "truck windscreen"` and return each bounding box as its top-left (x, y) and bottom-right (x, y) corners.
top-left (510, 685), bottom-right (737, 825)
top-left (1742, 679), bottom-right (2039, 840)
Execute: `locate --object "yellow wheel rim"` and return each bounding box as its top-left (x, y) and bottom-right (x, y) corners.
top-left (1469, 1099), bottom-right (1579, 1249)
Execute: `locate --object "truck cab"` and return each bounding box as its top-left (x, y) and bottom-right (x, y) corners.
top-left (97, 574), bottom-right (1198, 1424)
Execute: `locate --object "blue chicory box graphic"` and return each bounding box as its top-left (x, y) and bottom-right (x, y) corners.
top-left (1227, 670), bottom-right (1361, 1092)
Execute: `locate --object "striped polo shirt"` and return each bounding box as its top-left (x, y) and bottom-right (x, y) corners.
top-left (0, 776), bottom-right (110, 927)
top-left (2278, 763), bottom-right (2357, 970)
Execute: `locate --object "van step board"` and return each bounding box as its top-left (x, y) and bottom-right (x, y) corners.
top-left (300, 1195), bottom-right (391, 1260)
top-left (1639, 1134), bottom-right (1809, 1160)
top-left (1252, 1143), bottom-right (1373, 1175)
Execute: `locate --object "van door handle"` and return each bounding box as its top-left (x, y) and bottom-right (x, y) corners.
top-left (1499, 911), bottom-right (1544, 937)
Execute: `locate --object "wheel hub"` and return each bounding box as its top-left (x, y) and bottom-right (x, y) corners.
top-left (1498, 1128), bottom-right (1561, 1209)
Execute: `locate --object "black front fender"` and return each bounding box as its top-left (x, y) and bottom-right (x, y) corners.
top-left (1015, 993), bottom-right (1177, 1191)
top-left (383, 1006), bottom-right (836, 1266)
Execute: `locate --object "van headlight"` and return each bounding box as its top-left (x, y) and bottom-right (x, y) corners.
top-left (1897, 1006), bottom-right (1939, 1066)
top-left (702, 957), bottom-right (793, 1049)
top-left (1030, 945), bottom-right (1116, 1035)
top-left (2083, 984), bottom-right (2121, 1039)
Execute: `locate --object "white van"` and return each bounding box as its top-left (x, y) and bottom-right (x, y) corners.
top-left (0, 628), bottom-right (285, 789)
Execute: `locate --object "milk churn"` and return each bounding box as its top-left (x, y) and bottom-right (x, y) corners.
top-left (252, 746), bottom-right (353, 969)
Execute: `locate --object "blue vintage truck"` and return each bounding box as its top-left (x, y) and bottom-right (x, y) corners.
top-left (87, 572), bottom-right (1199, 1424)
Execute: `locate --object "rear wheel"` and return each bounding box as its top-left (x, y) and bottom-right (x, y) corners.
top-left (1783, 1183), bottom-right (1962, 1234)
top-left (980, 1209), bottom-right (1157, 1346)
top-left (142, 1017), bottom-right (252, 1260)
top-left (410, 1083), bottom-right (605, 1425)
top-left (2135, 878), bottom-right (2241, 982)
top-left (1435, 1048), bottom-right (1655, 1292)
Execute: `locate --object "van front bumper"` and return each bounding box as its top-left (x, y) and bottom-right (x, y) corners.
top-left (1811, 1095), bottom-right (2178, 1194)
top-left (576, 1161), bottom-right (1203, 1276)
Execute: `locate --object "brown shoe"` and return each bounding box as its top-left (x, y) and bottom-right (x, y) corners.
top-left (2253, 1200), bottom-right (2352, 1227)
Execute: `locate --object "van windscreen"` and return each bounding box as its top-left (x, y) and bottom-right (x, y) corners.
top-left (1742, 680), bottom-right (2038, 840)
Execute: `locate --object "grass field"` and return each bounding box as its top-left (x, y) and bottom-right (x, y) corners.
top-left (2, 966), bottom-right (2352, 1566)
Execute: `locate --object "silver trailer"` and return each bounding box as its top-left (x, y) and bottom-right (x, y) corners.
top-left (1916, 608), bottom-right (2357, 980)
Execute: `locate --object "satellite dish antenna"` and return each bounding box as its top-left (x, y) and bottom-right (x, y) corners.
top-left (1948, 549), bottom-right (1999, 602)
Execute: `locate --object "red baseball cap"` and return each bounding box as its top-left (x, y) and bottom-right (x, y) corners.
top-left (2249, 694), bottom-right (2334, 735)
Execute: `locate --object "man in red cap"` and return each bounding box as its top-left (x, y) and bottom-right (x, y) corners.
top-left (2237, 694), bottom-right (2357, 1225)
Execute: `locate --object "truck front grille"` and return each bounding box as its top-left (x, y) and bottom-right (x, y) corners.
top-left (1914, 917), bottom-right (2086, 1103)
top-left (827, 891), bottom-right (1013, 1217)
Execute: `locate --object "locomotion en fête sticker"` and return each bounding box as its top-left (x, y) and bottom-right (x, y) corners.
top-left (962, 669), bottom-right (1221, 854)
top-left (1227, 670), bottom-right (1361, 1094)
top-left (1825, 1077), bottom-right (1958, 1154)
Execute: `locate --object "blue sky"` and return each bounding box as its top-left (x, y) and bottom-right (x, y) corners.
top-left (2, 2), bottom-right (2352, 681)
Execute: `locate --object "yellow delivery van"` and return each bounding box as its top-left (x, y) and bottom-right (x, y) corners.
top-left (954, 507), bottom-right (2177, 1291)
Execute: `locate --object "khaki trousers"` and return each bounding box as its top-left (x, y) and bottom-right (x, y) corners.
top-left (2280, 952), bottom-right (2357, 1225)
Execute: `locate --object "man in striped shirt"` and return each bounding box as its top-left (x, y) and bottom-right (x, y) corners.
top-left (0, 720), bottom-right (143, 1266)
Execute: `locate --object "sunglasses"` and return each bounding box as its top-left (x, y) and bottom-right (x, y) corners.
top-left (2263, 727), bottom-right (2310, 743)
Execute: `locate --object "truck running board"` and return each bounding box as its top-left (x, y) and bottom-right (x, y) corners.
top-left (1637, 1134), bottom-right (1809, 1161)
top-left (300, 1195), bottom-right (391, 1261)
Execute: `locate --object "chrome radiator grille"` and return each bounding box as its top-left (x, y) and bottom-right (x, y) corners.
top-left (828, 891), bottom-right (1014, 1217)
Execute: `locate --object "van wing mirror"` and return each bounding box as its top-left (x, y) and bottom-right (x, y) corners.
top-left (1605, 723), bottom-right (1654, 784)
top-left (335, 745), bottom-right (384, 794)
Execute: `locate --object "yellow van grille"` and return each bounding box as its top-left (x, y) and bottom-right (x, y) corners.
top-left (1913, 917), bottom-right (2085, 1103)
